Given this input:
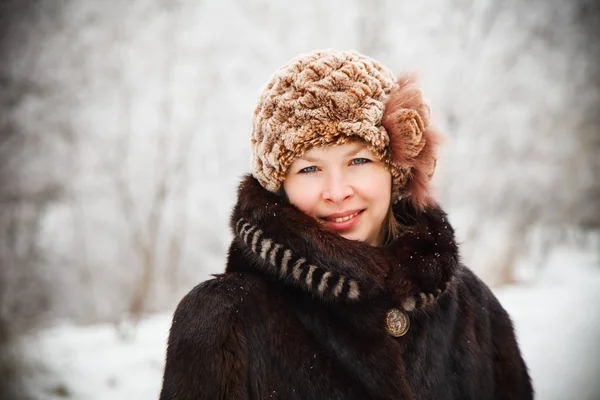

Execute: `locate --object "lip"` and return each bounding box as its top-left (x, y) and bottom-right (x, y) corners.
top-left (322, 209), bottom-right (364, 232)
top-left (323, 209), bottom-right (363, 219)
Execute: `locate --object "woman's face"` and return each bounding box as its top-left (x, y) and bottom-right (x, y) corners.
top-left (283, 142), bottom-right (392, 246)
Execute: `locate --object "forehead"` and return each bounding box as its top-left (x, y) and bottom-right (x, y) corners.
top-left (299, 141), bottom-right (372, 160)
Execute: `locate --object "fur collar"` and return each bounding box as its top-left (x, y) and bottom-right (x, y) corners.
top-left (227, 175), bottom-right (458, 312)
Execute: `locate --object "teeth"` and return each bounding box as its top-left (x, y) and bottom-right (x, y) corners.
top-left (332, 212), bottom-right (359, 223)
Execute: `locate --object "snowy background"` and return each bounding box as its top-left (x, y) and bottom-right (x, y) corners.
top-left (0, 0), bottom-right (598, 399)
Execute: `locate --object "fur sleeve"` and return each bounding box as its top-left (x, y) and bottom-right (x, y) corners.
top-left (159, 278), bottom-right (249, 400)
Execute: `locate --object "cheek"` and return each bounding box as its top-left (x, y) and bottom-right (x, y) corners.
top-left (283, 178), bottom-right (320, 216)
top-left (360, 168), bottom-right (392, 207)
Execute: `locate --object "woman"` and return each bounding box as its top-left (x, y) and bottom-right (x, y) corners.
top-left (159, 50), bottom-right (533, 399)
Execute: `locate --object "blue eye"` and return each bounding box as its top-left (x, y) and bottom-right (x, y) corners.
top-left (350, 158), bottom-right (370, 165)
top-left (299, 166), bottom-right (318, 174)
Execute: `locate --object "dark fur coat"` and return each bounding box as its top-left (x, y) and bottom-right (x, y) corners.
top-left (159, 176), bottom-right (533, 400)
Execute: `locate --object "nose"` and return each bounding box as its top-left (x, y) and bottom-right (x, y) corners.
top-left (321, 170), bottom-right (354, 203)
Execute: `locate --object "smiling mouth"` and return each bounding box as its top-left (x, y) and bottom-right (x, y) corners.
top-left (327, 211), bottom-right (361, 223)
top-left (321, 209), bottom-right (365, 224)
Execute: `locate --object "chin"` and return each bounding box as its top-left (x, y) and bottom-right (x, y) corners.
top-left (340, 232), bottom-right (366, 243)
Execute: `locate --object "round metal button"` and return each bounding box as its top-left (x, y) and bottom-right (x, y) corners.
top-left (385, 308), bottom-right (410, 337)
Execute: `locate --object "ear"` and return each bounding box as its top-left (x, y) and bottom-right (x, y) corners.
top-left (382, 72), bottom-right (444, 211)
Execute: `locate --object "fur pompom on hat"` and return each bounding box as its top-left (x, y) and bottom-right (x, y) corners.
top-left (251, 49), bottom-right (443, 211)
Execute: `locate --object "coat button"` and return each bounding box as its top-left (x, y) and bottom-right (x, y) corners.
top-left (386, 308), bottom-right (410, 337)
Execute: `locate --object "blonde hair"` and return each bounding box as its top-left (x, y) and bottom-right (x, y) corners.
top-left (380, 197), bottom-right (408, 245)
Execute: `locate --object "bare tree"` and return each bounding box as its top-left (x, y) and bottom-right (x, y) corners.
top-left (94, 0), bottom-right (199, 331)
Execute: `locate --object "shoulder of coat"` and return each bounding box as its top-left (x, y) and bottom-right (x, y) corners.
top-left (451, 264), bottom-right (510, 314)
top-left (173, 272), bottom-right (264, 324)
top-left (453, 265), bottom-right (489, 296)
top-left (165, 274), bottom-right (255, 350)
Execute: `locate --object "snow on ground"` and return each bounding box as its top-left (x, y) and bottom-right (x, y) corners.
top-left (496, 247), bottom-right (600, 400)
top-left (9, 315), bottom-right (171, 400)
top-left (11, 247), bottom-right (600, 400)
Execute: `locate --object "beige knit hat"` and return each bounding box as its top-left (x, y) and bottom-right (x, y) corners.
top-left (251, 49), bottom-right (443, 211)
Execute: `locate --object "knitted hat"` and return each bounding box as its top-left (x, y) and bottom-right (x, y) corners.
top-left (251, 49), bottom-right (443, 211)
